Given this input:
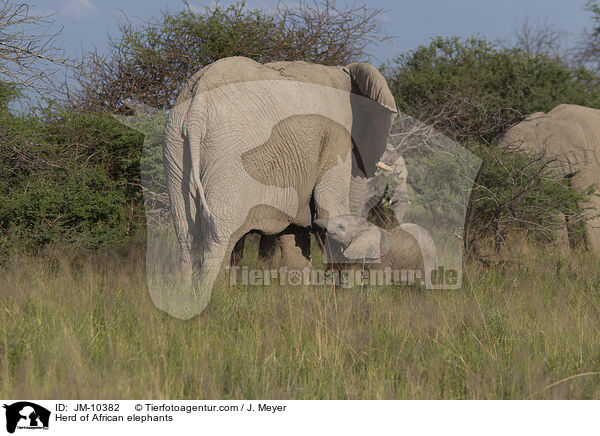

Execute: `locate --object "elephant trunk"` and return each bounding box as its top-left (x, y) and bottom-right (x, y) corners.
top-left (349, 175), bottom-right (370, 216)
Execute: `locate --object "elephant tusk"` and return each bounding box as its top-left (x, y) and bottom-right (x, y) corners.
top-left (376, 161), bottom-right (393, 172)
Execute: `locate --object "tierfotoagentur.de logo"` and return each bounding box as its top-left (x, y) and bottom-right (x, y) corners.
top-left (227, 266), bottom-right (460, 288)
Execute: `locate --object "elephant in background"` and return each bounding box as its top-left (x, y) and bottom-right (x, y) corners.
top-left (499, 104), bottom-right (600, 250)
top-left (163, 56), bottom-right (397, 317)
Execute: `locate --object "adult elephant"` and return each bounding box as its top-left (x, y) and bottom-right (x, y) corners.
top-left (163, 56), bottom-right (397, 316)
top-left (499, 104), bottom-right (600, 250)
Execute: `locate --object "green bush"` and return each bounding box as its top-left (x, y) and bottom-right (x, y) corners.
top-left (389, 36), bottom-right (600, 142)
top-left (0, 169), bottom-right (128, 250)
top-left (42, 111), bottom-right (144, 202)
top-left (0, 89), bottom-right (145, 256)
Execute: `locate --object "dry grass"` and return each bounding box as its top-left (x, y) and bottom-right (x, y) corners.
top-left (1, 237), bottom-right (600, 399)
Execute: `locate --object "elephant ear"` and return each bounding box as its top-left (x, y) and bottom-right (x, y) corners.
top-left (344, 63), bottom-right (397, 113)
top-left (343, 228), bottom-right (391, 261)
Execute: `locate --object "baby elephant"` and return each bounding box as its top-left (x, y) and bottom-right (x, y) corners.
top-left (314, 215), bottom-right (438, 287)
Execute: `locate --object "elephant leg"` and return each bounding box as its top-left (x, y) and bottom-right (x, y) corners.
top-left (159, 233), bottom-right (230, 320)
top-left (257, 226), bottom-right (311, 269)
top-left (279, 225), bottom-right (311, 270)
top-left (349, 174), bottom-right (370, 216)
top-left (258, 233), bottom-right (279, 264)
top-left (552, 212), bottom-right (570, 248)
top-left (187, 237), bottom-right (232, 315)
top-left (313, 223), bottom-right (345, 266)
top-left (313, 159), bottom-right (352, 220)
top-left (312, 162), bottom-right (352, 266)
top-left (230, 234), bottom-right (246, 266)
top-left (582, 196), bottom-right (600, 251)
top-left (230, 231), bottom-right (280, 266)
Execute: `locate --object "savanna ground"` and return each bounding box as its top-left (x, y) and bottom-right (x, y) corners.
top-left (1, 235), bottom-right (600, 399)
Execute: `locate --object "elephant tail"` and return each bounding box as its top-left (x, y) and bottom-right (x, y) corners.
top-left (163, 105), bottom-right (218, 249)
top-left (190, 165), bottom-right (218, 241)
top-left (186, 118), bottom-right (218, 242)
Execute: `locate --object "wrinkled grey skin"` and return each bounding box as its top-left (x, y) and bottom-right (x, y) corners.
top-left (314, 214), bottom-right (438, 287)
top-left (163, 57), bottom-right (397, 316)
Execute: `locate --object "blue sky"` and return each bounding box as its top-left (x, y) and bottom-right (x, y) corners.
top-left (36, 0), bottom-right (592, 66)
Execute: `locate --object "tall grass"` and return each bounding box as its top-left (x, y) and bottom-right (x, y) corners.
top-left (1, 237), bottom-right (600, 399)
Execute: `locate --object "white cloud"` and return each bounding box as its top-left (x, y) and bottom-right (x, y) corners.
top-left (61, 0), bottom-right (99, 20)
